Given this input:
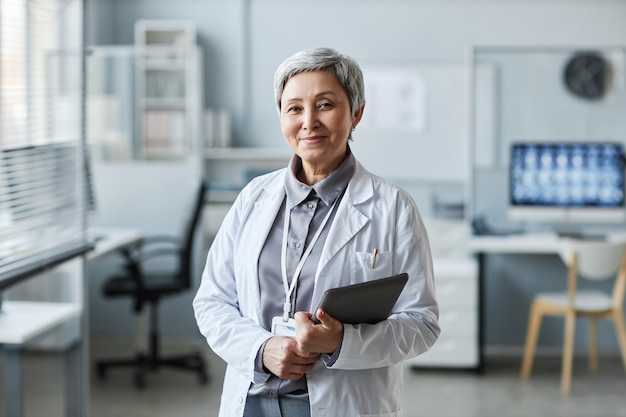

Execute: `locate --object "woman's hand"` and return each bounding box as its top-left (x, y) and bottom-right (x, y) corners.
top-left (262, 336), bottom-right (320, 380)
top-left (294, 310), bottom-right (343, 355)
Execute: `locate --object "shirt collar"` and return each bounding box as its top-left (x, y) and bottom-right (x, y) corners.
top-left (285, 147), bottom-right (356, 208)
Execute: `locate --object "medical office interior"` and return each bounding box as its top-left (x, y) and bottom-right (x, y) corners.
top-left (2, 0), bottom-right (626, 416)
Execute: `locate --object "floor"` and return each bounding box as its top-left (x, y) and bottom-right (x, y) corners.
top-left (1, 340), bottom-right (626, 417)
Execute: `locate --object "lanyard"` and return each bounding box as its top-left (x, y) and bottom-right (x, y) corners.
top-left (280, 196), bottom-right (340, 321)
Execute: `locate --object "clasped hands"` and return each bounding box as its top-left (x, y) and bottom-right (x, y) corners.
top-left (262, 310), bottom-right (343, 380)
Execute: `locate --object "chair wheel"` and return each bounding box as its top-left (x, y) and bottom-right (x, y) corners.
top-left (134, 371), bottom-right (146, 389)
top-left (96, 364), bottom-right (107, 380)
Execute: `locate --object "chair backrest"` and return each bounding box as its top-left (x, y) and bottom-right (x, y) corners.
top-left (558, 239), bottom-right (626, 281)
top-left (178, 178), bottom-right (206, 289)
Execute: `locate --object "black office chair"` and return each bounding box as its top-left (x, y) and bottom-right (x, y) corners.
top-left (95, 179), bottom-right (209, 388)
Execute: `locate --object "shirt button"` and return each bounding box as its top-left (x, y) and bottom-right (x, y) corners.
top-left (295, 242), bottom-right (301, 249)
top-left (307, 203), bottom-right (314, 209)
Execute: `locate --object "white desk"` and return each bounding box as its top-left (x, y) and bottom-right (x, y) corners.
top-left (469, 232), bottom-right (564, 254)
top-left (469, 231), bottom-right (626, 254)
top-left (0, 227), bottom-right (142, 417)
top-left (0, 301), bottom-right (80, 345)
top-left (467, 230), bottom-right (626, 369)
top-left (0, 302), bottom-right (81, 416)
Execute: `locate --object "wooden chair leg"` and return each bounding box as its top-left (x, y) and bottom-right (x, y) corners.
top-left (561, 311), bottom-right (576, 396)
top-left (521, 301), bottom-right (542, 379)
top-left (588, 317), bottom-right (598, 373)
top-left (612, 311), bottom-right (626, 374)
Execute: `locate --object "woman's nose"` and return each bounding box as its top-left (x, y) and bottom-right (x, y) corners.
top-left (301, 109), bottom-right (319, 130)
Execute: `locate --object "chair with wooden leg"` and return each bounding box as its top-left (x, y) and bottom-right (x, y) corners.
top-left (520, 238), bottom-right (626, 395)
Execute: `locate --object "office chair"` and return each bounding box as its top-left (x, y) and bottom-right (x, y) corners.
top-left (520, 239), bottom-right (626, 395)
top-left (95, 179), bottom-right (209, 388)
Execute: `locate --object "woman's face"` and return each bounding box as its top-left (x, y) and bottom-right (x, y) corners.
top-left (280, 70), bottom-right (363, 180)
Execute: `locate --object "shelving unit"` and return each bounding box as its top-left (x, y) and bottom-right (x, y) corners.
top-left (134, 20), bottom-right (203, 159)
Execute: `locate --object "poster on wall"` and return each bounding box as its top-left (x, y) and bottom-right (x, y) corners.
top-left (359, 68), bottom-right (427, 134)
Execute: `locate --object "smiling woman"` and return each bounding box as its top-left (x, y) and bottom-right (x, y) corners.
top-left (279, 70), bottom-right (363, 185)
top-left (193, 47), bottom-right (439, 417)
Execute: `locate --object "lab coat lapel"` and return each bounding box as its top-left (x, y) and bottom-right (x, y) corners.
top-left (317, 164), bottom-right (372, 277)
top-left (240, 180), bottom-right (285, 320)
top-left (249, 182), bottom-right (285, 265)
top-left (320, 202), bottom-right (368, 264)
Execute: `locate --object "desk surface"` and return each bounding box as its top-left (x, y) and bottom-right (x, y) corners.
top-left (0, 301), bottom-right (80, 344)
top-left (0, 227), bottom-right (142, 346)
top-left (88, 227), bottom-right (142, 261)
top-left (469, 231), bottom-right (626, 254)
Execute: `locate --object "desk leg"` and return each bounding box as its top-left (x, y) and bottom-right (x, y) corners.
top-left (4, 345), bottom-right (23, 417)
top-left (64, 340), bottom-right (83, 417)
top-left (477, 252), bottom-right (485, 374)
top-left (77, 257), bottom-right (90, 417)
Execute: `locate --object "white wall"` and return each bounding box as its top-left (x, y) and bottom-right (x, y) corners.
top-left (90, 0), bottom-right (626, 197)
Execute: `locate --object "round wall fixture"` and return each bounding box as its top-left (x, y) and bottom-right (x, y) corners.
top-left (563, 52), bottom-right (612, 100)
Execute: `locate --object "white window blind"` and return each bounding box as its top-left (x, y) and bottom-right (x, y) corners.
top-left (0, 0), bottom-right (88, 286)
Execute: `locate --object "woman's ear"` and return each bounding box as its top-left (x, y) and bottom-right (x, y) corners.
top-left (352, 105), bottom-right (365, 129)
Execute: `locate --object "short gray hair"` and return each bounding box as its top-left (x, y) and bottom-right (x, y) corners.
top-left (273, 47), bottom-right (365, 118)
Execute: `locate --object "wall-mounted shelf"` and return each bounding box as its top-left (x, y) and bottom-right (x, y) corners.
top-left (202, 147), bottom-right (291, 244)
top-left (203, 147), bottom-right (291, 202)
top-left (204, 147), bottom-right (292, 161)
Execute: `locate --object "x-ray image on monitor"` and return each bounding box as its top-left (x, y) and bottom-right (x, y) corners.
top-left (509, 142), bottom-right (625, 223)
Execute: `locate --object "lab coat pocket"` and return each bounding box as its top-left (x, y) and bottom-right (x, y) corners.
top-left (350, 250), bottom-right (393, 282)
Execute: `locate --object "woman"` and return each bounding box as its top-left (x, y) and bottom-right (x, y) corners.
top-left (193, 47), bottom-right (439, 417)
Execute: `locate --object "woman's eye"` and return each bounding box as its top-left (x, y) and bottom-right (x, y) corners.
top-left (318, 102), bottom-right (334, 110)
top-left (286, 106), bottom-right (301, 113)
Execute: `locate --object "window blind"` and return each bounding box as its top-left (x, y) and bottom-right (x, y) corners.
top-left (0, 0), bottom-right (88, 287)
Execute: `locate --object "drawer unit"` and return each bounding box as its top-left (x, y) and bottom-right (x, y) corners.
top-left (411, 333), bottom-right (479, 367)
top-left (407, 257), bottom-right (479, 369)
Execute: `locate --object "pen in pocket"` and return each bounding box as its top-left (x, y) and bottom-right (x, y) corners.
top-left (371, 248), bottom-right (379, 269)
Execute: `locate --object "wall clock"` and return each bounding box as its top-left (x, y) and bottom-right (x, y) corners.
top-left (563, 52), bottom-right (611, 100)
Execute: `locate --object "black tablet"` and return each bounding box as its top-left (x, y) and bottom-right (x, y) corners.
top-left (311, 273), bottom-right (409, 325)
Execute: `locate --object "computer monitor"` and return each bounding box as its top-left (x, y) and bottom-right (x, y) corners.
top-left (508, 142), bottom-right (625, 225)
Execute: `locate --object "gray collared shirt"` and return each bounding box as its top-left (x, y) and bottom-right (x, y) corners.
top-left (248, 149), bottom-right (356, 399)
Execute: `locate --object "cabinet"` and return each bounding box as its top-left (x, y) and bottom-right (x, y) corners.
top-left (406, 220), bottom-right (480, 370)
top-left (134, 20), bottom-right (202, 159)
top-left (408, 258), bottom-right (479, 368)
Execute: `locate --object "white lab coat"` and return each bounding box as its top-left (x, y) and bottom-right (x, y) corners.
top-left (193, 160), bottom-right (439, 417)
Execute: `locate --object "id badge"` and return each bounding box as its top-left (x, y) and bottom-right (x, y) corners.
top-left (271, 316), bottom-right (296, 337)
